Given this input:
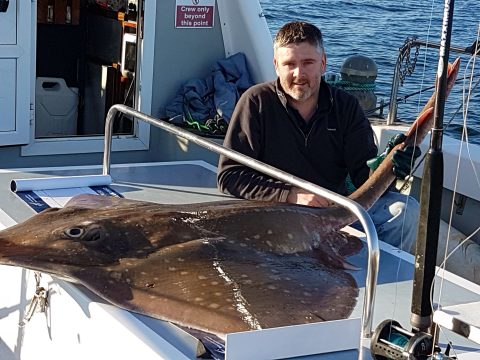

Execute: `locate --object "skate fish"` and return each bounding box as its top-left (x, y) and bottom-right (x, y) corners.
top-left (0, 59), bottom-right (460, 338)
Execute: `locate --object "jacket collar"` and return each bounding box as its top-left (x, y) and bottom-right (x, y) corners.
top-left (274, 77), bottom-right (334, 114)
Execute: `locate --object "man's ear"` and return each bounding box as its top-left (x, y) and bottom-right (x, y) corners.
top-left (273, 57), bottom-right (280, 77)
top-left (321, 53), bottom-right (327, 75)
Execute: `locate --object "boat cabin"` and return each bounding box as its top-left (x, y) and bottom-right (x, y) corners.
top-left (0, 0), bottom-right (273, 168)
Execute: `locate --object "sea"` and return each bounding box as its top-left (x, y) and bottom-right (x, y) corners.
top-left (259, 0), bottom-right (480, 144)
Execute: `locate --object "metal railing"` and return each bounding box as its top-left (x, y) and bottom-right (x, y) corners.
top-left (386, 38), bottom-right (478, 124)
top-left (102, 104), bottom-right (380, 341)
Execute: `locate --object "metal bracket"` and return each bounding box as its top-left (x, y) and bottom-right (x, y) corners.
top-left (19, 272), bottom-right (49, 327)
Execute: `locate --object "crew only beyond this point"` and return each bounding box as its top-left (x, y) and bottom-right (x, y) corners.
top-left (179, 6), bottom-right (211, 27)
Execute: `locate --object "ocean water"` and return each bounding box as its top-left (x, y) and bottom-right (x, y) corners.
top-left (259, 0), bottom-right (480, 144)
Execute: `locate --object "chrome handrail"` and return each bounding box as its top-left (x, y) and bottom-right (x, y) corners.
top-left (102, 104), bottom-right (380, 342)
top-left (386, 38), bottom-right (477, 125)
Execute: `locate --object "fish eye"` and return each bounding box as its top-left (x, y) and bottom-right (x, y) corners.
top-left (65, 227), bottom-right (84, 238)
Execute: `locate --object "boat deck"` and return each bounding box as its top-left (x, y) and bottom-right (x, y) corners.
top-left (0, 161), bottom-right (479, 359)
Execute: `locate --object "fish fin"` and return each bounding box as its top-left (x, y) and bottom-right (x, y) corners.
top-left (308, 231), bottom-right (363, 270)
top-left (65, 194), bottom-right (142, 209)
top-left (65, 236), bottom-right (358, 336)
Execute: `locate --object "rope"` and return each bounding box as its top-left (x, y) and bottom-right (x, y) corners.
top-left (326, 79), bottom-right (376, 91)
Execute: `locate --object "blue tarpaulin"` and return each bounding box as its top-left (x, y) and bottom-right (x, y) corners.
top-left (165, 52), bottom-right (254, 134)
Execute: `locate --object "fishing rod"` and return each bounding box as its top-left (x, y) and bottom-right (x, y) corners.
top-left (364, 73), bottom-right (480, 117)
top-left (370, 0), bottom-right (458, 358)
top-left (365, 84), bottom-right (436, 117)
top-left (398, 71), bottom-right (480, 194)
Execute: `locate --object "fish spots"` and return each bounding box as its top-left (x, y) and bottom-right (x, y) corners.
top-left (268, 275), bottom-right (281, 281)
top-left (109, 272), bottom-right (122, 280)
top-left (0, 194), bottom-right (362, 335)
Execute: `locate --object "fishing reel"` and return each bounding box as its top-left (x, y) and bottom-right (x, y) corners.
top-left (370, 319), bottom-right (456, 360)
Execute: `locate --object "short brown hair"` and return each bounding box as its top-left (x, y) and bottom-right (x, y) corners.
top-left (274, 21), bottom-right (324, 53)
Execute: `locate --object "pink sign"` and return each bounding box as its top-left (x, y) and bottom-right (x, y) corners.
top-left (175, 2), bottom-right (215, 28)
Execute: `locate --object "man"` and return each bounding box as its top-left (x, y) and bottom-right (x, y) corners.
top-left (217, 21), bottom-right (420, 252)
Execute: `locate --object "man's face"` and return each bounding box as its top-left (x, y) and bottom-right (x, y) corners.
top-left (274, 42), bottom-right (326, 103)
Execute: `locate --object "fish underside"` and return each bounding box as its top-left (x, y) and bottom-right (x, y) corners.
top-left (0, 60), bottom-right (460, 338)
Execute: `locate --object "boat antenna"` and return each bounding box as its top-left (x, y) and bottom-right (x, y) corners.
top-left (410, 0), bottom-right (455, 335)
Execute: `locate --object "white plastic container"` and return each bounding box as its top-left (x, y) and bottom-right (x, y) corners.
top-left (35, 77), bottom-right (78, 137)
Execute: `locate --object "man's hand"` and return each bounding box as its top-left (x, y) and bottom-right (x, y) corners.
top-left (367, 133), bottom-right (421, 179)
top-left (286, 187), bottom-right (332, 207)
top-left (392, 145), bottom-right (421, 179)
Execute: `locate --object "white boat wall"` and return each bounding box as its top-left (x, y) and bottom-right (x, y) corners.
top-left (0, 0), bottom-right (479, 359)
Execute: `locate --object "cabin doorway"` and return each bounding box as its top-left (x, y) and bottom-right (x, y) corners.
top-left (35, 0), bottom-right (139, 139)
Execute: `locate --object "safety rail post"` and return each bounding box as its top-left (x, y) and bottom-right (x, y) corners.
top-left (386, 56), bottom-right (402, 125)
top-left (386, 39), bottom-right (475, 125)
top-left (102, 104), bottom-right (380, 343)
